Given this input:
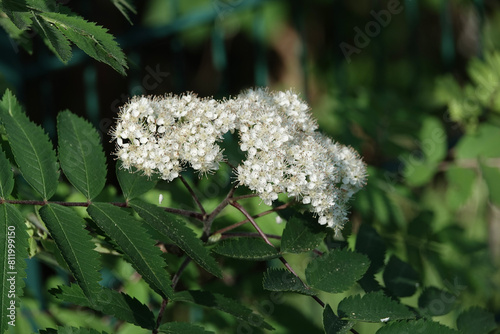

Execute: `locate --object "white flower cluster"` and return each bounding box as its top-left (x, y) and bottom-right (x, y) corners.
top-left (111, 88), bottom-right (366, 231)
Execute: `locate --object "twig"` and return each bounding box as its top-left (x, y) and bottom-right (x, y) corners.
top-left (212, 202), bottom-right (292, 235)
top-left (178, 175), bottom-right (206, 216)
top-left (229, 201), bottom-right (324, 307)
top-left (219, 232), bottom-right (281, 240)
top-left (201, 186), bottom-right (236, 239)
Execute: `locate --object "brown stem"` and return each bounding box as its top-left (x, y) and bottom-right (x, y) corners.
top-left (229, 201), bottom-right (323, 307)
top-left (202, 186), bottom-right (236, 239)
top-left (219, 232), bottom-right (281, 240)
top-left (212, 202), bottom-right (292, 235)
top-left (0, 199), bottom-right (203, 220)
top-left (179, 175), bottom-right (206, 216)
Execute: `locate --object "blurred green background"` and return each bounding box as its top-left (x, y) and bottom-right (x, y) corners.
top-left (1, 0), bottom-right (500, 333)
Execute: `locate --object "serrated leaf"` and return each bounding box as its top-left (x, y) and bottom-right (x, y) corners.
top-left (110, 0), bottom-right (137, 25)
top-left (174, 290), bottom-right (273, 330)
top-left (31, 12), bottom-right (72, 62)
top-left (376, 319), bottom-right (459, 334)
top-left (383, 256), bottom-right (419, 297)
top-left (57, 111), bottom-right (107, 200)
top-left (338, 291), bottom-right (414, 323)
top-left (116, 164), bottom-right (157, 201)
top-left (158, 322), bottom-right (215, 334)
top-left (38, 10), bottom-right (127, 75)
top-left (0, 16), bottom-right (33, 54)
top-left (323, 304), bottom-right (353, 334)
top-left (0, 0), bottom-right (32, 30)
top-left (305, 249), bottom-right (369, 294)
top-left (40, 327), bottom-right (110, 334)
top-left (51, 284), bottom-right (155, 330)
top-left (87, 203), bottom-right (174, 298)
top-left (0, 148), bottom-right (14, 198)
top-left (456, 307), bottom-right (498, 334)
top-left (418, 287), bottom-right (456, 317)
top-left (0, 204), bottom-right (29, 334)
top-left (39, 204), bottom-right (101, 300)
top-left (212, 238), bottom-right (280, 260)
top-left (0, 90), bottom-right (59, 200)
top-left (281, 215), bottom-right (326, 253)
top-left (130, 199), bottom-right (222, 278)
top-left (262, 268), bottom-right (316, 296)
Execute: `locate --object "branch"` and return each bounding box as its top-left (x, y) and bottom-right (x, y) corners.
top-left (229, 201), bottom-right (324, 307)
top-left (0, 199), bottom-right (204, 220)
top-left (179, 174), bottom-right (206, 216)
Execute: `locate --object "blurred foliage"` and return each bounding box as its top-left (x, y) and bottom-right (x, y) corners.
top-left (0, 0), bottom-right (500, 333)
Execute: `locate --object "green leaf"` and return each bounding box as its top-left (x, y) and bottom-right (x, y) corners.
top-left (87, 203), bottom-right (174, 298)
top-left (174, 290), bottom-right (273, 330)
top-left (382, 256), bottom-right (419, 297)
top-left (51, 284), bottom-right (155, 330)
top-left (0, 0), bottom-right (32, 30)
top-left (116, 164), bottom-right (157, 201)
top-left (418, 287), bottom-right (456, 317)
top-left (158, 322), bottom-right (215, 334)
top-left (456, 307), bottom-right (498, 334)
top-left (110, 0), bottom-right (137, 25)
top-left (281, 215), bottom-right (326, 253)
top-left (57, 111), bottom-right (107, 200)
top-left (455, 124), bottom-right (500, 159)
top-left (445, 166), bottom-right (476, 210)
top-left (0, 90), bottom-right (59, 200)
top-left (31, 12), bottom-right (72, 62)
top-left (338, 291), bottom-right (414, 323)
top-left (419, 117), bottom-right (446, 163)
top-left (38, 10), bottom-right (127, 75)
top-left (0, 16), bottom-right (33, 54)
top-left (481, 164), bottom-right (500, 206)
top-left (0, 204), bottom-right (29, 334)
top-left (0, 148), bottom-right (14, 198)
top-left (262, 268), bottom-right (317, 296)
top-left (40, 327), bottom-right (110, 334)
top-left (404, 162), bottom-right (438, 187)
top-left (39, 204), bottom-right (101, 300)
top-left (305, 249), bottom-right (369, 294)
top-left (130, 199), bottom-right (222, 278)
top-left (376, 319), bottom-right (459, 334)
top-left (212, 238), bottom-right (280, 260)
top-left (323, 304), bottom-right (353, 334)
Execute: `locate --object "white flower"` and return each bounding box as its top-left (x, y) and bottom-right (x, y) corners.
top-left (111, 89), bottom-right (367, 230)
